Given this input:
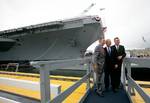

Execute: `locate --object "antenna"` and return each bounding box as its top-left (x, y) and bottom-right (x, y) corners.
top-left (80, 3), bottom-right (96, 15)
top-left (142, 36), bottom-right (146, 42)
top-left (100, 8), bottom-right (105, 11)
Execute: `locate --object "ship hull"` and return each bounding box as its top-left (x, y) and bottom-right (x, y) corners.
top-left (0, 16), bottom-right (104, 61)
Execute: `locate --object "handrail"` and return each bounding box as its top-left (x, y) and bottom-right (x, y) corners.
top-left (123, 57), bottom-right (150, 103)
top-left (127, 74), bottom-right (150, 103)
top-left (124, 57), bottom-right (150, 68)
top-left (50, 72), bottom-right (91, 103)
top-left (5, 63), bottom-right (19, 72)
top-left (30, 57), bottom-right (92, 103)
top-left (30, 57), bottom-right (91, 70)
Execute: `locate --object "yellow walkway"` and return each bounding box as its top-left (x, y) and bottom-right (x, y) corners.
top-left (0, 71), bottom-right (149, 103)
top-left (0, 71), bottom-right (87, 103)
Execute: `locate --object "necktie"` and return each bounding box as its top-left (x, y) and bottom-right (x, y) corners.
top-left (108, 47), bottom-right (111, 55)
top-left (116, 46), bottom-right (119, 51)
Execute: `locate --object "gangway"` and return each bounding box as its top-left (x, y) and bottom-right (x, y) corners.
top-left (30, 57), bottom-right (150, 103)
top-left (0, 57), bottom-right (150, 103)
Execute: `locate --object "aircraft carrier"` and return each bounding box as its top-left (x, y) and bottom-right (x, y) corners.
top-left (0, 15), bottom-right (104, 61)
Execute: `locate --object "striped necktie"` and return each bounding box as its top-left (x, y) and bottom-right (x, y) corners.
top-left (108, 47), bottom-right (111, 55)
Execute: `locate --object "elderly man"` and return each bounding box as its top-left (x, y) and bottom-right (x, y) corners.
top-left (104, 39), bottom-right (112, 91)
top-left (93, 38), bottom-right (105, 97)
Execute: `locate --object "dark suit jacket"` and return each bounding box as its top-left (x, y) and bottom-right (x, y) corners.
top-left (104, 47), bottom-right (113, 72)
top-left (111, 45), bottom-right (126, 67)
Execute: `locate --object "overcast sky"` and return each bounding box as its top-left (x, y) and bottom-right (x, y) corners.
top-left (1, 0), bottom-right (150, 49)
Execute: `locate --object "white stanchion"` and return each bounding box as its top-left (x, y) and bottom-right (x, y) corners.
top-left (0, 97), bottom-right (20, 103)
top-left (0, 77), bottom-right (61, 97)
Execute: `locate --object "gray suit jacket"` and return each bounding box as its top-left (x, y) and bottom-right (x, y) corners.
top-left (94, 44), bottom-right (105, 64)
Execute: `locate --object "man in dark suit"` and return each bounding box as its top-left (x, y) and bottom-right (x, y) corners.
top-left (104, 39), bottom-right (112, 91)
top-left (111, 37), bottom-right (126, 92)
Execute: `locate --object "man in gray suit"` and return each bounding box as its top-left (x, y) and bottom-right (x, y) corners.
top-left (93, 38), bottom-right (105, 97)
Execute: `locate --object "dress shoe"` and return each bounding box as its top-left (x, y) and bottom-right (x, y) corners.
top-left (105, 88), bottom-right (109, 92)
top-left (96, 91), bottom-right (104, 97)
top-left (112, 88), bottom-right (118, 93)
top-left (118, 85), bottom-right (123, 89)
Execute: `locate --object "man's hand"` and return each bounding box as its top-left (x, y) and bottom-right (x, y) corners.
top-left (114, 64), bottom-right (118, 69)
top-left (93, 63), bottom-right (98, 72)
top-left (117, 56), bottom-right (122, 60)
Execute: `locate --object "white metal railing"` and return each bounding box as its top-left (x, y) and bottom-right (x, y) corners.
top-left (30, 57), bottom-right (92, 103)
top-left (5, 63), bottom-right (19, 72)
top-left (0, 77), bottom-right (61, 98)
top-left (122, 57), bottom-right (150, 103)
top-left (0, 97), bottom-right (20, 103)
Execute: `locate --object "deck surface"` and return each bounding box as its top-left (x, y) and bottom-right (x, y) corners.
top-left (0, 71), bottom-right (149, 103)
top-left (83, 87), bottom-right (130, 103)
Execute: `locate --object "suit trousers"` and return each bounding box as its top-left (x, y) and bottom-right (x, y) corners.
top-left (95, 63), bottom-right (104, 93)
top-left (104, 69), bottom-right (110, 89)
top-left (111, 66), bottom-right (121, 89)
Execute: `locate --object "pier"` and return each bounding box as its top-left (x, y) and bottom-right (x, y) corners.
top-left (0, 57), bottom-right (150, 103)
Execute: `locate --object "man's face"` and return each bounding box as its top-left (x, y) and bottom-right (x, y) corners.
top-left (101, 39), bottom-right (105, 46)
top-left (114, 38), bottom-right (120, 45)
top-left (99, 39), bottom-right (105, 46)
top-left (106, 40), bottom-right (111, 47)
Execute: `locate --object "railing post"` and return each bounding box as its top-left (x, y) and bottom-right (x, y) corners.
top-left (126, 62), bottom-right (132, 95)
top-left (126, 61), bottom-right (135, 96)
top-left (121, 62), bottom-right (126, 90)
top-left (40, 64), bottom-right (51, 103)
top-left (86, 61), bottom-right (91, 90)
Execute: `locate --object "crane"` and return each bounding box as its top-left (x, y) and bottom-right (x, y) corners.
top-left (142, 36), bottom-right (146, 42)
top-left (80, 3), bottom-right (96, 15)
